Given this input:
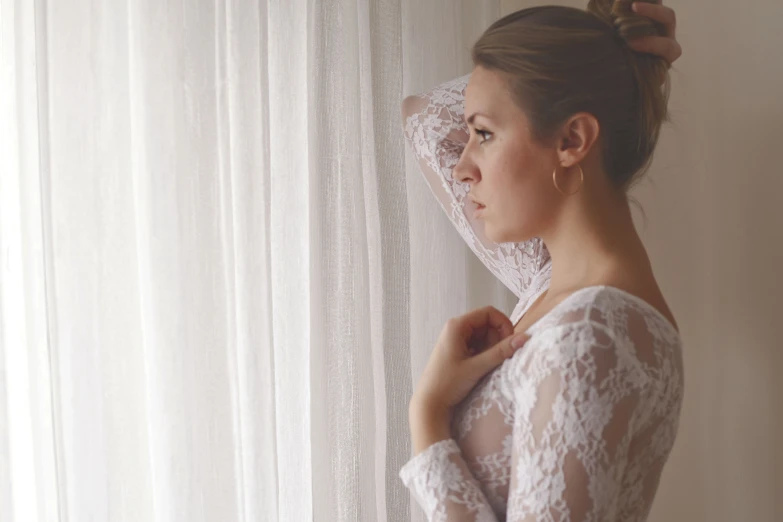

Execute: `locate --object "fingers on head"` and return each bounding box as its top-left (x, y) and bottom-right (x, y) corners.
top-left (628, 35), bottom-right (681, 63)
top-left (632, 2), bottom-right (676, 36)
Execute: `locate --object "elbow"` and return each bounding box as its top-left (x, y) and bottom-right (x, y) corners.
top-left (400, 96), bottom-right (413, 125)
top-left (401, 95), bottom-right (424, 125)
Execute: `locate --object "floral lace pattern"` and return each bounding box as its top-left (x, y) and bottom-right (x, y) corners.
top-left (400, 74), bottom-right (685, 522)
top-left (402, 73), bottom-right (551, 300)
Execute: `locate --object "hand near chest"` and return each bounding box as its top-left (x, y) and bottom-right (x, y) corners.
top-left (410, 306), bottom-right (531, 414)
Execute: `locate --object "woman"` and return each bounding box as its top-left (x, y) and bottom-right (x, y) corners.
top-left (399, 1), bottom-right (683, 520)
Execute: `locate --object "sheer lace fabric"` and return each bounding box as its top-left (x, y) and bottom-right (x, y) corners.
top-left (400, 73), bottom-right (684, 522)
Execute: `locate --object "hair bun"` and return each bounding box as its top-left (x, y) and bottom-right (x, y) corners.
top-left (587, 0), bottom-right (664, 41)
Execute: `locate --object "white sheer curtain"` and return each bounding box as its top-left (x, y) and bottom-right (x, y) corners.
top-left (0, 0), bottom-right (513, 521)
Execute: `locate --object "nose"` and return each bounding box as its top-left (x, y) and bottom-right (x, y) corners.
top-left (451, 146), bottom-right (479, 185)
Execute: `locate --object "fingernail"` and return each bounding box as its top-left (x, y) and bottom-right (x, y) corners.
top-left (631, 2), bottom-right (638, 12)
top-left (511, 333), bottom-right (528, 349)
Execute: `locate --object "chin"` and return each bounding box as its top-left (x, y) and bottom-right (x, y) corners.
top-left (486, 223), bottom-right (535, 245)
top-left (485, 226), bottom-right (513, 245)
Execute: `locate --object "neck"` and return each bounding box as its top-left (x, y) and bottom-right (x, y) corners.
top-left (539, 182), bottom-right (651, 296)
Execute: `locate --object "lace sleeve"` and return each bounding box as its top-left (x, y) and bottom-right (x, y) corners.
top-left (402, 73), bottom-right (550, 299)
top-left (504, 320), bottom-right (650, 521)
top-left (399, 438), bottom-right (500, 522)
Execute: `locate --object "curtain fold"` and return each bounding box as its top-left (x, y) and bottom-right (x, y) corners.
top-left (1, 1), bottom-right (507, 521)
top-left (1, 1), bottom-right (62, 521)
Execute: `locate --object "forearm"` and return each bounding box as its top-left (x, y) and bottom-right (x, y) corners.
top-left (400, 401), bottom-right (499, 521)
top-left (408, 399), bottom-right (453, 456)
top-left (401, 73), bottom-right (471, 146)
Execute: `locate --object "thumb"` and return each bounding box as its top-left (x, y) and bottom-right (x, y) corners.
top-left (473, 331), bottom-right (530, 374)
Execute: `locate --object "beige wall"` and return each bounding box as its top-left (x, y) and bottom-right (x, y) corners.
top-left (496, 1), bottom-right (783, 520)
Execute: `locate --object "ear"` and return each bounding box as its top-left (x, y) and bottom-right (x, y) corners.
top-left (555, 112), bottom-right (601, 168)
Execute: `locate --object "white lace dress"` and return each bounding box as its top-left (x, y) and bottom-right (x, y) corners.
top-left (399, 73), bottom-right (685, 522)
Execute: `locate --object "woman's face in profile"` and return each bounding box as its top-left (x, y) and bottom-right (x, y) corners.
top-left (454, 66), bottom-right (560, 244)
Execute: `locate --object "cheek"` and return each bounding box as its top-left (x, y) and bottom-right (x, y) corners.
top-left (495, 151), bottom-right (543, 203)
top-left (489, 154), bottom-right (558, 239)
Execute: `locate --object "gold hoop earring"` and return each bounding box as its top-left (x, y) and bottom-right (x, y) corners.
top-left (552, 163), bottom-right (585, 196)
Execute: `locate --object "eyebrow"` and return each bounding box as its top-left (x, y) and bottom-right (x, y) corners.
top-left (465, 112), bottom-right (492, 125)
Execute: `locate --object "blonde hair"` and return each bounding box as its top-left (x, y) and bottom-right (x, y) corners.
top-left (471, 0), bottom-right (671, 201)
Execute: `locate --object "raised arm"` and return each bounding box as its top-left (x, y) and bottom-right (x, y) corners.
top-left (401, 73), bottom-right (550, 300)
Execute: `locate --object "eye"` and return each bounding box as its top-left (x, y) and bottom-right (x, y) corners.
top-left (474, 129), bottom-right (492, 144)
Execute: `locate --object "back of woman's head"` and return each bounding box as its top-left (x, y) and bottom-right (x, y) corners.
top-left (471, 0), bottom-right (671, 195)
